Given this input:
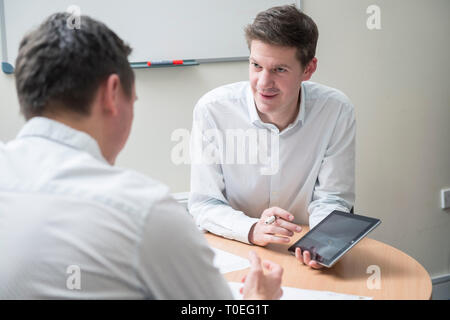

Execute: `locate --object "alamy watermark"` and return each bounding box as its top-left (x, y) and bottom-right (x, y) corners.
top-left (66, 265), bottom-right (81, 290)
top-left (366, 5), bottom-right (381, 30)
top-left (171, 122), bottom-right (280, 176)
top-left (66, 5), bottom-right (81, 30)
top-left (366, 265), bottom-right (381, 290)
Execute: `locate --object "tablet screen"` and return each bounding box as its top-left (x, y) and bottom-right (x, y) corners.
top-left (288, 211), bottom-right (380, 267)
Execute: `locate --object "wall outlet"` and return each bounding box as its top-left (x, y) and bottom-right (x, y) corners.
top-left (441, 189), bottom-right (450, 209)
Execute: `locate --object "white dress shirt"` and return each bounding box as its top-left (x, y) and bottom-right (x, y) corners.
top-left (0, 117), bottom-right (232, 299)
top-left (188, 81), bottom-right (355, 244)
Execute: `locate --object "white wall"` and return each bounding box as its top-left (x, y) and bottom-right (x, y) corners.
top-left (301, 0), bottom-right (450, 280)
top-left (116, 61), bottom-right (249, 192)
top-left (1, 0), bottom-right (449, 280)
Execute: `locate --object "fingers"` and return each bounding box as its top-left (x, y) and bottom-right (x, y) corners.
top-left (264, 207), bottom-right (293, 222)
top-left (295, 248), bottom-right (324, 269)
top-left (262, 207), bottom-right (302, 234)
top-left (265, 225), bottom-right (294, 237)
top-left (308, 260), bottom-right (324, 269)
top-left (262, 259), bottom-right (283, 277)
top-left (248, 251), bottom-right (262, 271)
top-left (276, 288), bottom-right (284, 300)
top-left (242, 257), bottom-right (284, 300)
top-left (274, 218), bottom-right (302, 233)
top-left (303, 250), bottom-right (311, 265)
top-left (295, 247), bottom-right (304, 264)
top-left (254, 207), bottom-right (302, 246)
top-left (263, 260), bottom-right (283, 300)
top-left (263, 234), bottom-right (291, 244)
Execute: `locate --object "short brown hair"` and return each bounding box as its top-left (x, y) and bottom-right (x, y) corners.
top-left (244, 5), bottom-right (318, 68)
top-left (15, 12), bottom-right (134, 120)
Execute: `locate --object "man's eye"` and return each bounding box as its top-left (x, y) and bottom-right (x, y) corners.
top-left (276, 68), bottom-right (286, 73)
top-left (252, 63), bottom-right (261, 68)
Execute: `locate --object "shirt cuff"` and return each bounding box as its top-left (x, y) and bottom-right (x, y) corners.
top-left (232, 216), bottom-right (260, 244)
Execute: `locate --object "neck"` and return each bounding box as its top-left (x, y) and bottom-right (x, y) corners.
top-left (258, 90), bottom-right (301, 132)
top-left (44, 111), bottom-right (115, 165)
top-left (261, 105), bottom-right (299, 131)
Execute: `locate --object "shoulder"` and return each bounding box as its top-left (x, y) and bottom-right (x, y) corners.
top-left (195, 81), bottom-right (249, 113)
top-left (102, 166), bottom-right (175, 217)
top-left (61, 160), bottom-right (177, 221)
top-left (303, 81), bottom-right (353, 109)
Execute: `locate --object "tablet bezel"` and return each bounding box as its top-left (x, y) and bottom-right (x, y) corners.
top-left (288, 210), bottom-right (381, 268)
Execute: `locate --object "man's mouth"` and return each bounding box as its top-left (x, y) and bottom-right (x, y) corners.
top-left (259, 92), bottom-right (278, 99)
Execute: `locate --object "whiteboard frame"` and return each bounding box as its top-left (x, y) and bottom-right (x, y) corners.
top-left (1, 0), bottom-right (302, 74)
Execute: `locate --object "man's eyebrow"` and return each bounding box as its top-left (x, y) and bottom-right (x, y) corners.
top-left (249, 58), bottom-right (291, 69)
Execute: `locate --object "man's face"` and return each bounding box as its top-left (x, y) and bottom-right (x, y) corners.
top-left (249, 40), bottom-right (305, 122)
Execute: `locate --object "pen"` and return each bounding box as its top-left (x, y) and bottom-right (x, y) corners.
top-left (147, 60), bottom-right (184, 67)
top-left (264, 215), bottom-right (276, 225)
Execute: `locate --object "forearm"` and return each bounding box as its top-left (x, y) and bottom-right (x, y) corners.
top-left (188, 194), bottom-right (259, 244)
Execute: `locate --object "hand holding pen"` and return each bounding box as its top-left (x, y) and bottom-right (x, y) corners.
top-left (248, 207), bottom-right (302, 246)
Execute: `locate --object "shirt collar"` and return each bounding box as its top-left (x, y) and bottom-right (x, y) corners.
top-left (246, 81), bottom-right (307, 133)
top-left (246, 84), bottom-right (263, 126)
top-left (17, 117), bottom-right (107, 163)
top-left (286, 81), bottom-right (306, 131)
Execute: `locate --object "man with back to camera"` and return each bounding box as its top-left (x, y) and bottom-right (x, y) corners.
top-left (0, 12), bottom-right (283, 299)
top-left (189, 5), bottom-right (355, 270)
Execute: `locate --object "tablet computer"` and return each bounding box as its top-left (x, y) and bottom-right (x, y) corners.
top-left (288, 210), bottom-right (381, 268)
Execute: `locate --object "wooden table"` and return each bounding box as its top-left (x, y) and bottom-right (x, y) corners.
top-left (205, 226), bottom-right (432, 300)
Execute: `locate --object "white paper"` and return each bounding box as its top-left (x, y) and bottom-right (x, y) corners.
top-left (227, 282), bottom-right (372, 300)
top-left (212, 248), bottom-right (250, 274)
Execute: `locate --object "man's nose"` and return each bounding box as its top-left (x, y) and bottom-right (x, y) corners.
top-left (257, 69), bottom-right (275, 90)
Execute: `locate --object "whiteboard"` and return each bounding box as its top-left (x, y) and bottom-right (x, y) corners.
top-left (1, 0), bottom-right (299, 72)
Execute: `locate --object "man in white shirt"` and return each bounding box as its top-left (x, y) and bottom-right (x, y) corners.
top-left (189, 5), bottom-right (355, 269)
top-left (0, 12), bottom-right (282, 299)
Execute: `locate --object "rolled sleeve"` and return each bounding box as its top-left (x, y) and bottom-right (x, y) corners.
top-left (232, 215), bottom-right (259, 244)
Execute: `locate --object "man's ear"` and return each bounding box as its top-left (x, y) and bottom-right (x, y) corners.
top-left (302, 57), bottom-right (317, 81)
top-left (102, 74), bottom-right (121, 117)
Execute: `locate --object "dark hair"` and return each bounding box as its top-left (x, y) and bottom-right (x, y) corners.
top-left (244, 5), bottom-right (319, 68)
top-left (15, 12), bottom-right (134, 120)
